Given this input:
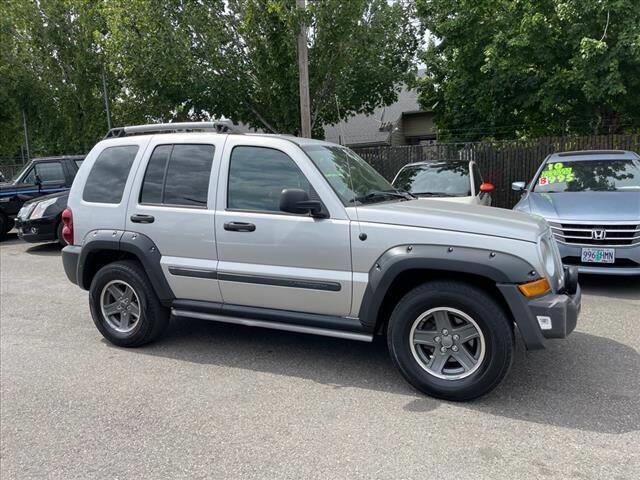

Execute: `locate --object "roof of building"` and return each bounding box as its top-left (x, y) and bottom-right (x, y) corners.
top-left (323, 81), bottom-right (426, 146)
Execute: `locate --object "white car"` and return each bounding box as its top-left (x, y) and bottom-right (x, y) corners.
top-left (393, 160), bottom-right (494, 206)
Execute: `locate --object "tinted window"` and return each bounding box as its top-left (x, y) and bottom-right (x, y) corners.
top-left (163, 145), bottom-right (214, 206)
top-left (140, 145), bottom-right (171, 204)
top-left (140, 144), bottom-right (214, 207)
top-left (21, 168), bottom-right (36, 184)
top-left (393, 162), bottom-right (471, 197)
top-left (35, 162), bottom-right (65, 183)
top-left (83, 146), bottom-right (138, 203)
top-left (228, 146), bottom-right (312, 212)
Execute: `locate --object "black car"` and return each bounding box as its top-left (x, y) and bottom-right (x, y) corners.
top-left (15, 190), bottom-right (70, 246)
top-left (0, 155), bottom-right (84, 240)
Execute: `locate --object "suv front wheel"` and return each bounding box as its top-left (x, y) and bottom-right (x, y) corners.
top-left (387, 280), bottom-right (514, 401)
top-left (89, 260), bottom-right (170, 347)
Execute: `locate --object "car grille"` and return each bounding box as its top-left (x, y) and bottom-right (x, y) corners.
top-left (548, 222), bottom-right (640, 247)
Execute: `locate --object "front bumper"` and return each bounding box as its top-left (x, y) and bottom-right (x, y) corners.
top-left (557, 242), bottom-right (640, 276)
top-left (15, 216), bottom-right (58, 243)
top-left (498, 278), bottom-right (581, 350)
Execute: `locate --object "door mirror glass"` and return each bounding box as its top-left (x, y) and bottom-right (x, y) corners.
top-left (479, 182), bottom-right (494, 193)
top-left (511, 181), bottom-right (526, 192)
top-left (279, 189), bottom-right (325, 217)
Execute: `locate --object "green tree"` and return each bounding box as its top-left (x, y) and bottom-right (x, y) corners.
top-left (0, 0), bottom-right (111, 158)
top-left (417, 0), bottom-right (640, 141)
top-left (104, 0), bottom-right (420, 135)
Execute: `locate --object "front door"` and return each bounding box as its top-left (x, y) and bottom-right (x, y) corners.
top-left (125, 139), bottom-right (224, 302)
top-left (214, 137), bottom-right (352, 317)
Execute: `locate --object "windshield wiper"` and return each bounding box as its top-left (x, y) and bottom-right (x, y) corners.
top-left (349, 189), bottom-right (413, 204)
top-left (413, 191), bottom-right (458, 197)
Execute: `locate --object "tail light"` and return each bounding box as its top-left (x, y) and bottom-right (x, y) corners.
top-left (61, 208), bottom-right (74, 245)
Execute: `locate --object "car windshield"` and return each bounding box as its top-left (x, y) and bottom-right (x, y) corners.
top-left (9, 163), bottom-right (30, 184)
top-left (534, 159), bottom-right (640, 192)
top-left (303, 145), bottom-right (409, 205)
top-left (393, 162), bottom-right (471, 196)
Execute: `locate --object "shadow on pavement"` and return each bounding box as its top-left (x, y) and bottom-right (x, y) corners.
top-left (0, 232), bottom-right (23, 246)
top-left (25, 242), bottom-right (62, 256)
top-left (119, 318), bottom-right (639, 434)
top-left (578, 274), bottom-right (640, 300)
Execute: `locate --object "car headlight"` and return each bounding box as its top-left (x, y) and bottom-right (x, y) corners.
top-left (18, 203), bottom-right (37, 220)
top-left (539, 234), bottom-right (564, 290)
top-left (29, 197), bottom-right (58, 219)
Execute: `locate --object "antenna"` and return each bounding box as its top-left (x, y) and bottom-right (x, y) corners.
top-left (335, 95), bottom-right (366, 241)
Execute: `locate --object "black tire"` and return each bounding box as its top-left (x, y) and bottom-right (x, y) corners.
top-left (89, 260), bottom-right (170, 347)
top-left (56, 221), bottom-right (67, 247)
top-left (0, 214), bottom-right (6, 241)
top-left (387, 280), bottom-right (514, 401)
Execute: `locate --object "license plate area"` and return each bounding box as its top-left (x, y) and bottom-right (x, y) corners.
top-left (581, 248), bottom-right (615, 264)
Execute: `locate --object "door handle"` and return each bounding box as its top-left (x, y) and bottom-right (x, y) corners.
top-left (130, 214), bottom-right (155, 224)
top-left (224, 221), bottom-right (256, 232)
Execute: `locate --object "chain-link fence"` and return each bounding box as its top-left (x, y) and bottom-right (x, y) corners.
top-left (352, 134), bottom-right (640, 209)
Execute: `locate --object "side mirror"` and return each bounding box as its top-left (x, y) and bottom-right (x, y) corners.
top-left (512, 181), bottom-right (526, 192)
top-left (35, 174), bottom-right (42, 188)
top-left (279, 189), bottom-right (327, 218)
top-left (479, 182), bottom-right (495, 193)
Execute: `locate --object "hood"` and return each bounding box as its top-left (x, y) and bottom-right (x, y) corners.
top-left (525, 191), bottom-right (640, 222)
top-left (352, 198), bottom-right (546, 243)
top-left (23, 190), bottom-right (69, 207)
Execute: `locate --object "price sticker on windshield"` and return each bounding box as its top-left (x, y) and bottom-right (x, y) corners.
top-left (539, 163), bottom-right (575, 185)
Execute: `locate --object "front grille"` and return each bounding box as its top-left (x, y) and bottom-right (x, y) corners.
top-left (548, 222), bottom-right (640, 247)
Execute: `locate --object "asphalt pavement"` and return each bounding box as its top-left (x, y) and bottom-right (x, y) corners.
top-left (1, 233), bottom-right (639, 479)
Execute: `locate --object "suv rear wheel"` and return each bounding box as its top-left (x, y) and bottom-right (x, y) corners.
top-left (89, 260), bottom-right (169, 347)
top-left (387, 280), bottom-right (513, 401)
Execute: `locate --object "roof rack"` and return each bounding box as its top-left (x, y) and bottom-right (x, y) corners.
top-left (104, 121), bottom-right (234, 139)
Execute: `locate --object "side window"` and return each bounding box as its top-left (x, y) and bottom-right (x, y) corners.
top-left (75, 160), bottom-right (84, 169)
top-left (227, 146), bottom-right (312, 213)
top-left (21, 168), bottom-right (36, 184)
top-left (472, 164), bottom-right (482, 194)
top-left (83, 145), bottom-right (139, 204)
top-left (140, 144), bottom-right (215, 207)
top-left (35, 162), bottom-right (65, 183)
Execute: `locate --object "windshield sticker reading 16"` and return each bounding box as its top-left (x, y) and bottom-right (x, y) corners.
top-left (538, 162), bottom-right (575, 186)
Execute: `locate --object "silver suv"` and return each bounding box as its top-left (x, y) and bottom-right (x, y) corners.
top-left (61, 122), bottom-right (580, 401)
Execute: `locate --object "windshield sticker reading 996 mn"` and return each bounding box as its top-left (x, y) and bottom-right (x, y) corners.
top-left (538, 162), bottom-right (575, 186)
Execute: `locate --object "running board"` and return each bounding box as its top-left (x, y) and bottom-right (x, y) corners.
top-left (172, 309), bottom-right (374, 342)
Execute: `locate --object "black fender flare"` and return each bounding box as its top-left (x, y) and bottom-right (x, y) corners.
top-left (77, 230), bottom-right (174, 304)
top-left (357, 244), bottom-right (539, 331)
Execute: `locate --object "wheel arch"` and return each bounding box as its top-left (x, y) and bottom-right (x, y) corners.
top-left (357, 244), bottom-right (539, 334)
top-left (77, 230), bottom-right (174, 305)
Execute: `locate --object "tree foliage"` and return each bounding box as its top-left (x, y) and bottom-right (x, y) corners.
top-left (416, 0), bottom-right (640, 141)
top-left (0, 0), bottom-right (419, 158)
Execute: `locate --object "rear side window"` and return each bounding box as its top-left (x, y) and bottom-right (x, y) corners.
top-left (140, 144), bottom-right (215, 207)
top-left (83, 146), bottom-right (138, 204)
top-left (227, 146), bottom-right (312, 212)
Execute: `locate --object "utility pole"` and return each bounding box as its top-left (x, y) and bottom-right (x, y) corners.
top-left (22, 109), bottom-right (30, 162)
top-left (101, 65), bottom-right (112, 130)
top-left (296, 0), bottom-right (311, 138)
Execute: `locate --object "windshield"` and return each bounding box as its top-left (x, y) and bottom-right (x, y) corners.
top-left (303, 145), bottom-right (403, 205)
top-left (393, 162), bottom-right (471, 196)
top-left (534, 159), bottom-right (640, 192)
top-left (9, 163), bottom-right (30, 184)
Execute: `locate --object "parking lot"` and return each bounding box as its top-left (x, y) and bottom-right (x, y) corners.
top-left (1, 234), bottom-right (639, 479)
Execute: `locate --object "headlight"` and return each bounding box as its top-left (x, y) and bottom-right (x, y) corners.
top-left (539, 234), bottom-right (564, 290)
top-left (29, 197), bottom-right (58, 219)
top-left (539, 237), bottom-right (556, 278)
top-left (18, 203), bottom-right (37, 219)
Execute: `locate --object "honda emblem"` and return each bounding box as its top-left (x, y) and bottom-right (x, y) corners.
top-left (592, 229), bottom-right (606, 240)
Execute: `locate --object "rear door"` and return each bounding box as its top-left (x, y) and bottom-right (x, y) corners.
top-left (125, 136), bottom-right (224, 302)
